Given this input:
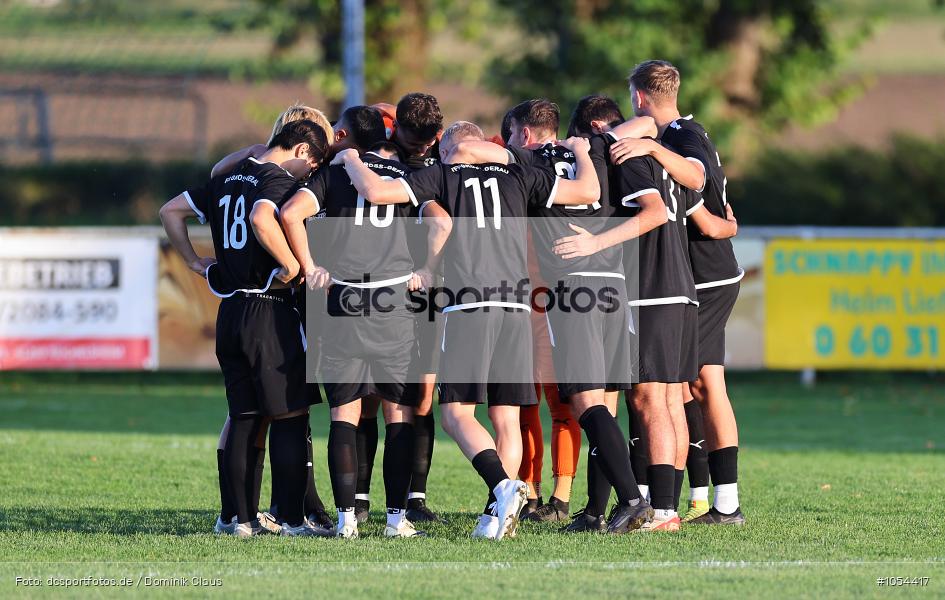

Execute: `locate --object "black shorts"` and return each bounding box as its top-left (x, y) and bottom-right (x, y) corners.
top-left (216, 290), bottom-right (321, 417)
top-left (631, 302), bottom-right (698, 384)
top-left (437, 307), bottom-right (537, 407)
top-left (696, 281), bottom-right (740, 367)
top-left (320, 285), bottom-right (416, 407)
top-left (545, 276), bottom-right (632, 398)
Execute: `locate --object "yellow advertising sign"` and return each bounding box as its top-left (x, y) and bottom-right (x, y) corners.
top-left (765, 239), bottom-right (945, 369)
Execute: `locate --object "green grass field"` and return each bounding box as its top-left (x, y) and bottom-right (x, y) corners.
top-left (1, 372), bottom-right (944, 598)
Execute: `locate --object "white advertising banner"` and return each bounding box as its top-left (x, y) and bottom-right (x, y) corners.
top-left (0, 232), bottom-right (158, 370)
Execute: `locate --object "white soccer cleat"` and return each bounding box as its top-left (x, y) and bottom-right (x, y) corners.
top-left (213, 515), bottom-right (233, 535)
top-left (493, 479), bottom-right (528, 541)
top-left (335, 522), bottom-right (359, 539)
top-left (471, 514), bottom-right (500, 539)
top-left (384, 518), bottom-right (427, 538)
top-left (281, 521), bottom-right (333, 537)
top-left (215, 516), bottom-right (255, 538)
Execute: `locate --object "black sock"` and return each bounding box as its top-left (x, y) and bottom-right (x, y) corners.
top-left (269, 414), bottom-right (309, 527)
top-left (383, 422), bottom-right (415, 510)
top-left (409, 413), bottom-right (435, 496)
top-left (356, 417), bottom-right (379, 500)
top-left (584, 443), bottom-right (611, 518)
top-left (217, 448), bottom-right (235, 522)
top-left (579, 405), bottom-right (641, 507)
top-left (708, 446), bottom-right (738, 486)
top-left (684, 400), bottom-right (709, 488)
top-left (673, 469), bottom-right (685, 512)
top-left (222, 415), bottom-right (263, 524)
top-left (471, 449), bottom-right (507, 492)
top-left (251, 445), bottom-right (265, 516)
top-left (328, 421), bottom-right (358, 511)
top-left (647, 464), bottom-right (675, 511)
top-left (303, 425), bottom-right (326, 515)
top-left (628, 402), bottom-right (648, 485)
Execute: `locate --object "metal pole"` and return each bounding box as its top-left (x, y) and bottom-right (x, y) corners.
top-left (341, 0), bottom-right (365, 109)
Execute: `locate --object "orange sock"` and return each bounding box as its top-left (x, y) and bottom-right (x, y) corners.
top-left (547, 385), bottom-right (581, 492)
top-left (519, 392), bottom-right (544, 495)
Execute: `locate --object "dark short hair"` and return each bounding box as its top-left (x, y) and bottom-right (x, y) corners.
top-left (268, 119), bottom-right (330, 162)
top-left (340, 105), bottom-right (387, 151)
top-left (509, 98), bottom-right (559, 138)
top-left (395, 92), bottom-right (443, 141)
top-left (368, 141), bottom-right (404, 161)
top-left (500, 110), bottom-right (513, 144)
top-left (567, 95), bottom-right (625, 137)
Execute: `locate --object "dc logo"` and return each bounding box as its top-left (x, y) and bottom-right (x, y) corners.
top-left (314, 209), bottom-right (327, 220)
top-left (337, 285), bottom-right (365, 317)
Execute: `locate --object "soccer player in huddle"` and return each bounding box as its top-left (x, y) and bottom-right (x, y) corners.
top-left (609, 61), bottom-right (743, 524)
top-left (341, 120), bottom-right (601, 539)
top-left (280, 105), bottom-right (451, 538)
top-left (352, 93), bottom-right (446, 524)
top-left (160, 120), bottom-right (331, 537)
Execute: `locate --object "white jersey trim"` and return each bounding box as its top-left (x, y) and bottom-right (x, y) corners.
top-left (694, 267), bottom-right (745, 290)
top-left (253, 198), bottom-right (280, 215)
top-left (621, 188), bottom-right (658, 207)
top-left (205, 264), bottom-right (280, 299)
top-left (567, 271), bottom-right (626, 280)
top-left (545, 311), bottom-right (556, 348)
top-left (442, 301), bottom-right (531, 314)
top-left (685, 198), bottom-right (705, 216)
top-left (628, 296), bottom-right (699, 307)
top-left (297, 187), bottom-right (321, 213)
top-left (330, 272), bottom-right (414, 289)
top-left (417, 199), bottom-right (437, 224)
top-left (685, 157), bottom-right (707, 193)
top-left (397, 178), bottom-right (420, 207)
top-left (545, 177), bottom-right (561, 208)
top-left (183, 191), bottom-right (207, 224)
top-left (249, 156), bottom-right (293, 177)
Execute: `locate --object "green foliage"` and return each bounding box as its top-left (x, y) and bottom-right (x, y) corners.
top-left (733, 136), bottom-right (945, 227)
top-left (488, 0), bottom-right (873, 153)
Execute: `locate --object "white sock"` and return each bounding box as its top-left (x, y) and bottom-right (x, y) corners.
top-left (386, 508), bottom-right (405, 528)
top-left (408, 492), bottom-right (426, 500)
top-left (713, 483), bottom-right (739, 514)
top-left (690, 486), bottom-right (709, 502)
top-left (355, 493), bottom-right (370, 502)
top-left (638, 484), bottom-right (650, 502)
top-left (654, 508), bottom-right (676, 520)
top-left (337, 508), bottom-right (356, 528)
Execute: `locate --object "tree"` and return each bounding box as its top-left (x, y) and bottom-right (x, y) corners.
top-left (488, 0), bottom-right (872, 159)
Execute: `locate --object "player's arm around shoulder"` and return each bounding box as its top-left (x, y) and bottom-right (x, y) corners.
top-left (210, 144), bottom-right (267, 178)
top-left (159, 193), bottom-right (215, 277)
top-left (280, 187), bottom-right (329, 289)
top-left (339, 149), bottom-right (413, 206)
top-left (448, 140), bottom-right (512, 165)
top-left (550, 136), bottom-right (600, 206)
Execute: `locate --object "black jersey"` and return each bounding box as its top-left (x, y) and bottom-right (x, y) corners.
top-left (301, 152), bottom-right (417, 284)
top-left (660, 116), bottom-right (741, 287)
top-left (506, 138), bottom-right (620, 282)
top-left (183, 157), bottom-right (297, 297)
top-left (612, 149), bottom-right (698, 305)
top-left (401, 162), bottom-right (558, 311)
top-left (397, 139), bottom-right (441, 171)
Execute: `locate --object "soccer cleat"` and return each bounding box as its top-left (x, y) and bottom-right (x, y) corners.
top-left (384, 518), bottom-right (427, 538)
top-left (307, 508), bottom-right (335, 531)
top-left (493, 479), bottom-right (529, 541)
top-left (519, 497), bottom-right (542, 519)
top-left (254, 511), bottom-right (282, 534)
top-left (606, 499), bottom-right (655, 534)
top-left (471, 514), bottom-right (500, 539)
top-left (281, 521), bottom-right (333, 537)
top-left (524, 496), bottom-right (569, 522)
top-left (560, 509), bottom-right (607, 534)
top-left (680, 499), bottom-right (710, 523)
top-left (215, 517), bottom-right (255, 538)
top-left (406, 498), bottom-right (441, 523)
top-left (355, 499), bottom-right (370, 524)
top-left (636, 513), bottom-right (681, 532)
top-left (687, 506), bottom-right (746, 526)
top-left (335, 521), bottom-right (360, 539)
top-left (213, 515), bottom-right (234, 535)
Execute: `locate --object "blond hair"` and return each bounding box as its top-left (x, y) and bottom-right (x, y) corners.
top-left (628, 60), bottom-right (681, 104)
top-left (442, 120), bottom-right (484, 145)
top-left (268, 103), bottom-right (334, 146)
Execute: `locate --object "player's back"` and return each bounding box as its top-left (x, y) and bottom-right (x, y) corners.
top-left (661, 117), bottom-right (739, 286)
top-left (612, 152), bottom-right (696, 304)
top-left (304, 153), bottom-right (416, 283)
top-left (186, 157), bottom-right (297, 297)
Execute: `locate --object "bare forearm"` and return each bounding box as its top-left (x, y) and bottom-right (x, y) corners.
top-left (283, 218), bottom-right (315, 271)
top-left (596, 206), bottom-right (666, 250)
top-left (692, 208), bottom-right (737, 239)
top-left (252, 212), bottom-right (298, 272)
top-left (423, 221), bottom-right (451, 273)
top-left (211, 144), bottom-right (266, 178)
top-left (610, 116), bottom-right (657, 140)
top-left (650, 144), bottom-right (705, 191)
top-left (160, 211), bottom-right (200, 266)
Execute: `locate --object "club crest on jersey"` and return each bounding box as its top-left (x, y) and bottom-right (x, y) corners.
top-left (314, 209), bottom-right (327, 219)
